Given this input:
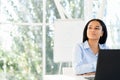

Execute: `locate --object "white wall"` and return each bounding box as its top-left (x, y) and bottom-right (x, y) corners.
top-left (54, 19), bottom-right (85, 62)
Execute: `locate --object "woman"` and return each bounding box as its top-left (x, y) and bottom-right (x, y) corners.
top-left (72, 19), bottom-right (108, 75)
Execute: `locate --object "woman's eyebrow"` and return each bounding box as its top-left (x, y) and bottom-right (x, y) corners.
top-left (95, 26), bottom-right (101, 27)
top-left (88, 25), bottom-right (92, 26)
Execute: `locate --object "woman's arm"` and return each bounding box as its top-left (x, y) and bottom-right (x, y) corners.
top-left (72, 43), bottom-right (97, 74)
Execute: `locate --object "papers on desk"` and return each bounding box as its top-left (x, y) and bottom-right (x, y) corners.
top-left (44, 75), bottom-right (95, 80)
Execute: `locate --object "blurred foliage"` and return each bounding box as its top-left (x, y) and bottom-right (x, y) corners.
top-left (0, 25), bottom-right (42, 80)
top-left (0, 0), bottom-right (84, 79)
top-left (60, 0), bottom-right (84, 18)
top-left (0, 0), bottom-right (43, 79)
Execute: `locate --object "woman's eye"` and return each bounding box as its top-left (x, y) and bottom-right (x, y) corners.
top-left (95, 27), bottom-right (100, 30)
top-left (88, 27), bottom-right (92, 29)
top-left (95, 28), bottom-right (99, 29)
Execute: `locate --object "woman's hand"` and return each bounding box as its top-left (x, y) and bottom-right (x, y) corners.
top-left (77, 72), bottom-right (95, 76)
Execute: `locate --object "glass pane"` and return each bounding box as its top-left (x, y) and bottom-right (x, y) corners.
top-left (46, 25), bottom-right (59, 75)
top-left (46, 0), bottom-right (84, 23)
top-left (105, 0), bottom-right (120, 48)
top-left (60, 0), bottom-right (84, 19)
top-left (46, 0), bottom-right (60, 23)
top-left (0, 0), bottom-right (43, 23)
top-left (0, 24), bottom-right (42, 80)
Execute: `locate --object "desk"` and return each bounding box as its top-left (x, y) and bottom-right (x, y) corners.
top-left (44, 75), bottom-right (95, 80)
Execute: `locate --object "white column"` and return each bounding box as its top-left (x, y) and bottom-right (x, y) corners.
top-left (43, 0), bottom-right (46, 80)
top-left (54, 0), bottom-right (66, 19)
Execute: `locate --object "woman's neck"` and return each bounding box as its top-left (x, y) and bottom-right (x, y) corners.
top-left (88, 40), bottom-right (99, 47)
top-left (88, 40), bottom-right (99, 54)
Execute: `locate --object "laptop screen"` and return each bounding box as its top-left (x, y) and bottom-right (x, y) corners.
top-left (94, 49), bottom-right (120, 80)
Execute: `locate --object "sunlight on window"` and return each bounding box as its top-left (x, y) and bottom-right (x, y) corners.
top-left (106, 0), bottom-right (120, 48)
top-left (0, 24), bottom-right (15, 51)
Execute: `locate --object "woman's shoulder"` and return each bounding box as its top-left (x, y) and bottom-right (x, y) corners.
top-left (99, 43), bottom-right (109, 49)
top-left (74, 40), bottom-right (89, 49)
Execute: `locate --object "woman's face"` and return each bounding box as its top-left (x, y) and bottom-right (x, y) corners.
top-left (87, 21), bottom-right (103, 40)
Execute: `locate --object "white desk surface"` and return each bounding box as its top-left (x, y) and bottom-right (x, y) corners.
top-left (44, 75), bottom-right (95, 80)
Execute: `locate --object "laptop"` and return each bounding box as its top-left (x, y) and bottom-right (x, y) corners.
top-left (94, 49), bottom-right (120, 80)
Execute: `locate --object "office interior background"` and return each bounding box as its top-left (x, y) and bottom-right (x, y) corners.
top-left (0, 0), bottom-right (120, 80)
